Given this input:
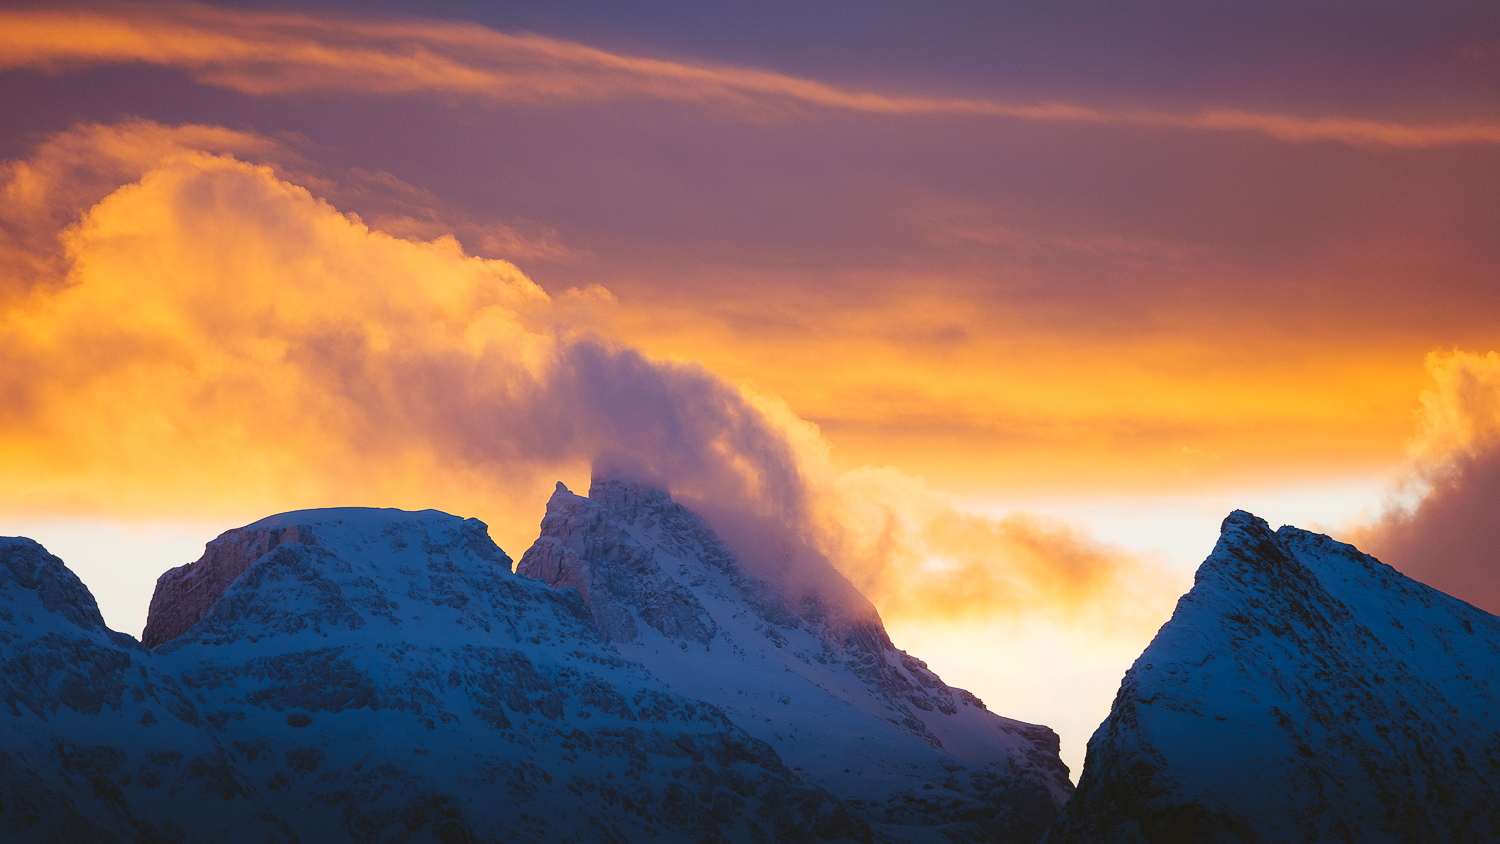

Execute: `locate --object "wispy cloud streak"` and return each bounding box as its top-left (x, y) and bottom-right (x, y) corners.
top-left (3, 3), bottom-right (1498, 148)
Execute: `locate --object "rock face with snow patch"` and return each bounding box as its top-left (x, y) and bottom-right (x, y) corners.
top-left (1045, 510), bottom-right (1500, 843)
top-left (141, 522), bottom-right (317, 648)
top-left (518, 476), bottom-right (1073, 843)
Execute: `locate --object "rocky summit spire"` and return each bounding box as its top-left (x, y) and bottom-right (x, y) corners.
top-left (1046, 510), bottom-right (1500, 843)
top-left (519, 475), bottom-right (1074, 843)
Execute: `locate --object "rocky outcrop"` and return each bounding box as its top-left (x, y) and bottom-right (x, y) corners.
top-left (141, 521), bottom-right (318, 647)
top-left (519, 475), bottom-right (1074, 843)
top-left (1045, 511), bottom-right (1500, 844)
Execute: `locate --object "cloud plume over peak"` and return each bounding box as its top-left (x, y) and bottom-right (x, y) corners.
top-left (1, 4), bottom-right (1498, 148)
top-left (0, 120), bottom-right (1173, 634)
top-left (0, 125), bottom-right (802, 535)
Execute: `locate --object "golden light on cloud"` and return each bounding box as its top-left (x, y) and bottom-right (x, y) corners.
top-left (3, 141), bottom-right (552, 520)
top-left (1407, 350), bottom-right (1500, 466)
top-left (607, 283), bottom-right (1423, 497)
top-left (1, 3), bottom-right (1498, 148)
top-left (0, 121), bottom-right (1172, 635)
top-left (3, 1), bottom-right (1498, 793)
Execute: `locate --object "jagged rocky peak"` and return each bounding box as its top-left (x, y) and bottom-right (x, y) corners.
top-left (1046, 510), bottom-right (1500, 844)
top-left (519, 474), bottom-right (881, 646)
top-left (519, 474), bottom-right (1075, 843)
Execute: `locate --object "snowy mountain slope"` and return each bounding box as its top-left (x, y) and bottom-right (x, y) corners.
top-left (1045, 510), bottom-right (1500, 844)
top-left (517, 477), bottom-right (1073, 844)
top-left (6, 510), bottom-right (874, 843)
top-left (0, 536), bottom-right (296, 843)
top-left (152, 507), bottom-right (872, 843)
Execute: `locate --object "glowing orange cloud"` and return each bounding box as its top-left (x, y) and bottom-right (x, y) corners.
top-left (1, 3), bottom-right (1497, 148)
top-left (1351, 351), bottom-right (1500, 614)
top-left (0, 126), bottom-right (804, 541)
top-left (744, 392), bottom-right (1176, 627)
top-left (0, 119), bottom-right (277, 300)
top-left (0, 121), bottom-right (1166, 630)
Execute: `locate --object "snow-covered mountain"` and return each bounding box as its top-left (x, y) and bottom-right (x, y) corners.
top-left (6, 509), bottom-right (872, 842)
top-left (516, 476), bottom-right (1073, 842)
top-left (0, 536), bottom-right (296, 842)
top-left (3, 491), bottom-right (1071, 843)
top-left (1045, 510), bottom-right (1500, 843)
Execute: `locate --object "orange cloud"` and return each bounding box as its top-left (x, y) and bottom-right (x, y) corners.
top-left (743, 392), bottom-right (1179, 629)
top-left (1, 4), bottom-right (1497, 148)
top-left (606, 275), bottom-right (1423, 498)
top-left (0, 119), bottom-right (275, 300)
top-left (1351, 351), bottom-right (1500, 614)
top-left (0, 120), bottom-right (1173, 632)
top-left (0, 128), bottom-right (810, 553)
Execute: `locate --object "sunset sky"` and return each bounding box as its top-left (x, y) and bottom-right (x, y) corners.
top-left (3, 0), bottom-right (1499, 774)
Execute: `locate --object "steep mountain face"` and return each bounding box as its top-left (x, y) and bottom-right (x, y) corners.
top-left (8, 510), bottom-right (872, 843)
top-left (1046, 510), bottom-right (1500, 844)
top-left (0, 537), bottom-right (294, 843)
top-left (517, 477), bottom-right (1073, 843)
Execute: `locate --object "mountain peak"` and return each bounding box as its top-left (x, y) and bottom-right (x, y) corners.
top-left (0, 537), bottom-right (110, 635)
top-left (1047, 512), bottom-right (1500, 842)
top-left (140, 507), bottom-right (505, 648)
top-left (518, 475), bottom-right (1075, 839)
top-left (588, 473), bottom-right (675, 512)
top-left (12, 508), bottom-right (882, 842)
top-left (141, 518), bottom-right (319, 648)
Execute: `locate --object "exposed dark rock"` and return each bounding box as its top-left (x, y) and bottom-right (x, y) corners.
top-left (142, 523), bottom-right (319, 648)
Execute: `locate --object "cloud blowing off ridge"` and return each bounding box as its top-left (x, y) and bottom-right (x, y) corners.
top-left (0, 121), bottom-right (1165, 628)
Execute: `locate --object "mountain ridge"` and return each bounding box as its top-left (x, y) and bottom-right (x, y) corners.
top-left (4, 486), bottom-right (1072, 843)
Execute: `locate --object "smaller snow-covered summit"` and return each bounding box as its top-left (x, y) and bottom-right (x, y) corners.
top-left (519, 475), bottom-right (1073, 843)
top-left (141, 507), bottom-right (478, 647)
top-left (1047, 510), bottom-right (1500, 844)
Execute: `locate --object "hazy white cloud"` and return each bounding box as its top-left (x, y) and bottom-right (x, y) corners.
top-left (743, 391), bottom-right (1178, 630)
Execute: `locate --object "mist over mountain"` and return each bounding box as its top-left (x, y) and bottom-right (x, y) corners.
top-left (1046, 511), bottom-right (1500, 843)
top-left (1, 479), bottom-right (1070, 843)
